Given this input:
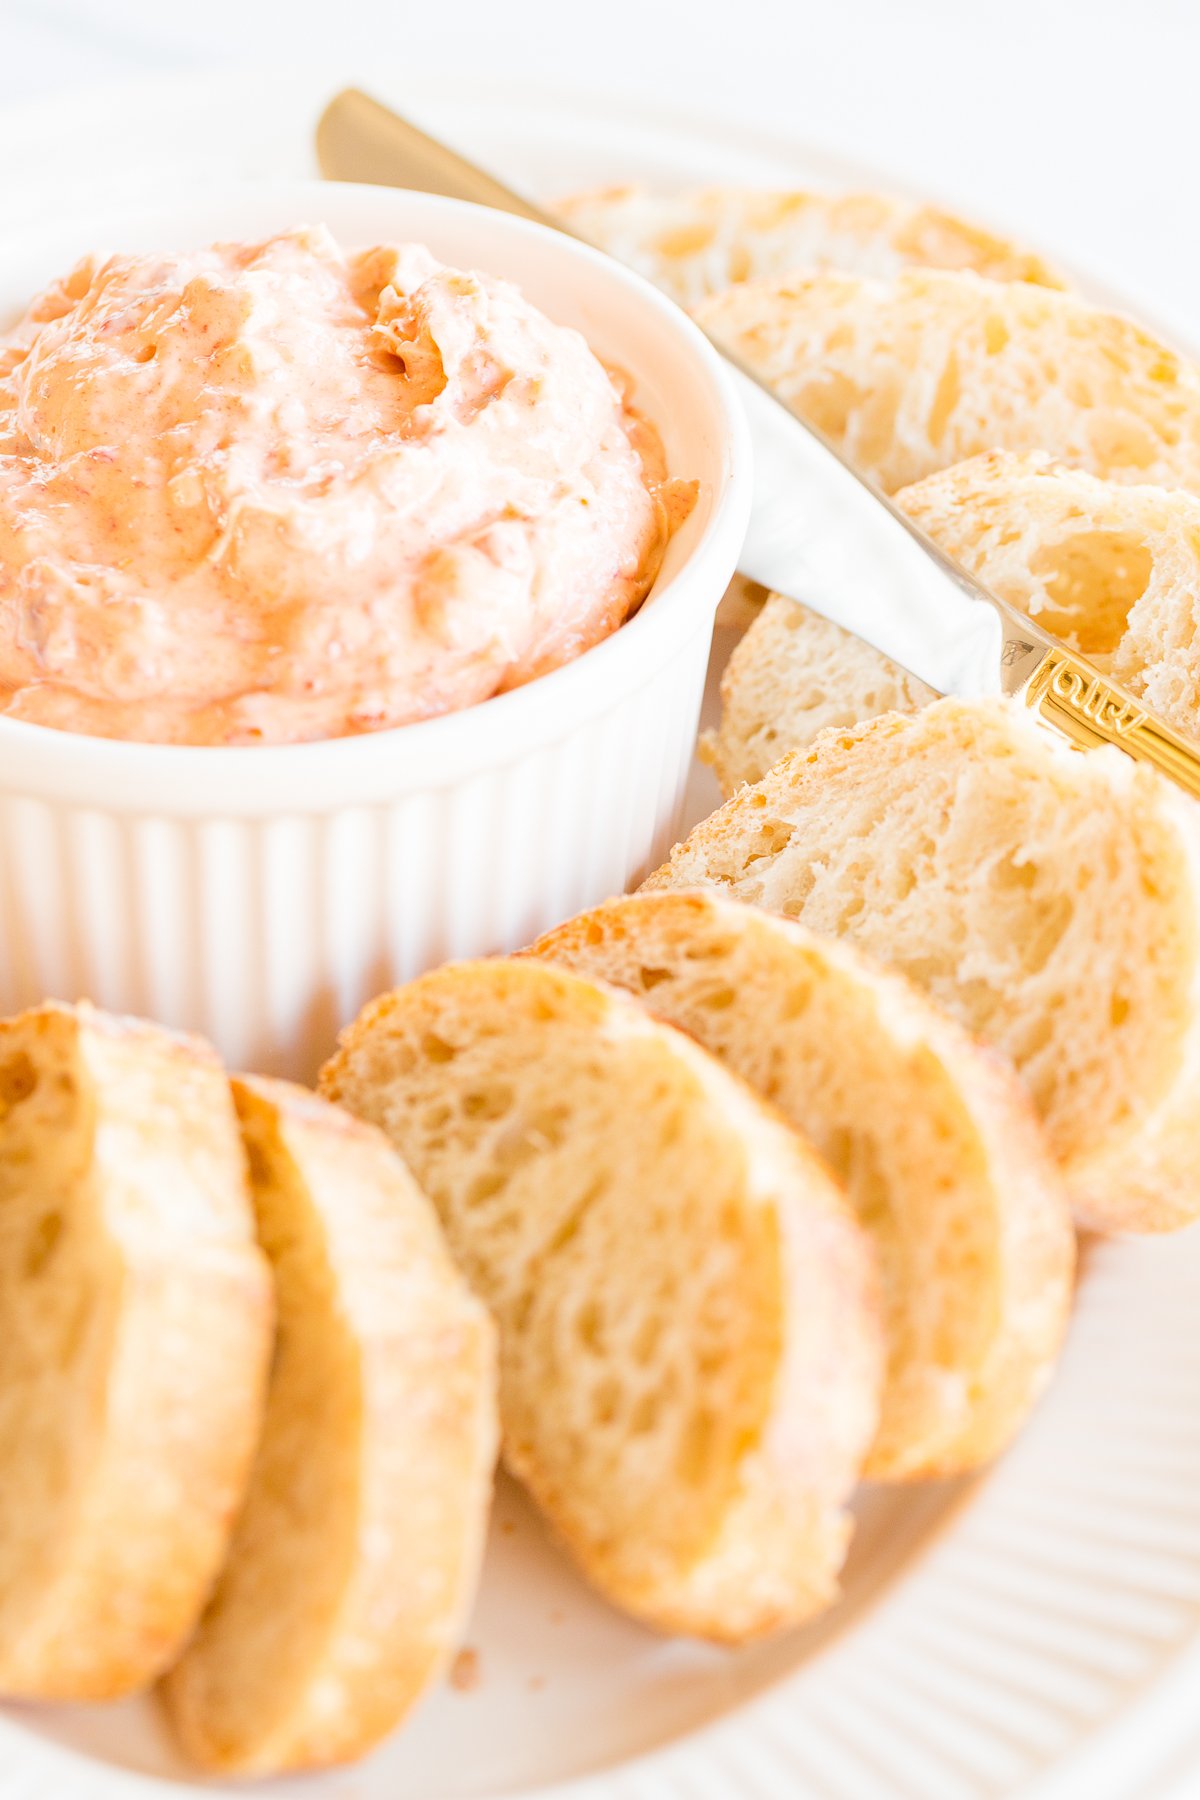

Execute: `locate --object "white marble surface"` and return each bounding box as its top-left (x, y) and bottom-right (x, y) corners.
top-left (2, 0), bottom-right (1197, 325)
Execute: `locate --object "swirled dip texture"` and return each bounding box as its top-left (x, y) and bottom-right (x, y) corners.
top-left (0, 226), bottom-right (691, 744)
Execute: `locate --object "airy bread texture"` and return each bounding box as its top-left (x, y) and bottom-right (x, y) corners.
top-left (531, 892), bottom-right (1074, 1481)
top-left (555, 185), bottom-right (1064, 307)
top-left (321, 959), bottom-right (882, 1644)
top-left (645, 700), bottom-right (1200, 1234)
top-left (163, 1077), bottom-right (497, 1776)
top-left (705, 593), bottom-right (936, 793)
top-left (695, 270), bottom-right (1200, 494)
top-left (898, 450), bottom-right (1200, 740)
top-left (0, 1004), bottom-right (272, 1701)
top-left (707, 453), bottom-right (1200, 796)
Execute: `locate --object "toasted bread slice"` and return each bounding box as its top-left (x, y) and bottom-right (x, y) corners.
top-left (695, 269), bottom-right (1200, 494)
top-left (704, 593), bottom-right (936, 793)
top-left (321, 960), bottom-right (882, 1644)
top-left (0, 1004), bottom-right (271, 1701)
top-left (708, 454), bottom-right (1200, 795)
top-left (162, 1077), bottom-right (498, 1776)
top-left (646, 699), bottom-right (1200, 1234)
top-left (555, 185), bottom-right (1064, 307)
top-left (898, 450), bottom-right (1200, 740)
top-left (530, 892), bottom-right (1074, 1480)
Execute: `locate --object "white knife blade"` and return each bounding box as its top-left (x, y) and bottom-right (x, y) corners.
top-left (731, 367), bottom-right (1048, 697)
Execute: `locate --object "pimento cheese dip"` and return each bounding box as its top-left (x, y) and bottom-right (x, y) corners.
top-left (0, 225), bottom-right (694, 745)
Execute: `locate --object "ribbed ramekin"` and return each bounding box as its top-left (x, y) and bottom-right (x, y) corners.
top-left (0, 182), bottom-right (750, 1075)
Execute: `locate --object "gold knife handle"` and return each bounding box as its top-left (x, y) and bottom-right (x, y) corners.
top-left (1020, 644), bottom-right (1200, 800)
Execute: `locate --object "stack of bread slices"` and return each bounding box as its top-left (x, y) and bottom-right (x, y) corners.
top-left (561, 182), bottom-right (1200, 759)
top-left (0, 919), bottom-right (1082, 1774)
top-left (4, 805), bottom-right (1192, 1773)
top-left (556, 180), bottom-right (1200, 1236)
top-left (0, 1003), bottom-right (497, 1777)
top-left (321, 902), bottom-right (1077, 1640)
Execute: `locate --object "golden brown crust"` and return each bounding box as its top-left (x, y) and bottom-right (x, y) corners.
top-left (161, 1075), bottom-right (498, 1776)
top-left (0, 1003), bottom-right (273, 1701)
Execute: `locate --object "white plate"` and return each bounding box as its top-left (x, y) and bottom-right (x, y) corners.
top-left (2, 69), bottom-right (1200, 1800)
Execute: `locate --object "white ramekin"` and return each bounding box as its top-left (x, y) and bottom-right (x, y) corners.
top-left (0, 182), bottom-right (750, 1076)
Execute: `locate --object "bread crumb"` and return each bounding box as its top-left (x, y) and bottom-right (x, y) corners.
top-left (449, 1648), bottom-right (481, 1693)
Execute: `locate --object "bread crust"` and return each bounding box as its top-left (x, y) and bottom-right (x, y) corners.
top-left (321, 960), bottom-right (883, 1644)
top-left (530, 892), bottom-right (1074, 1480)
top-left (555, 185), bottom-right (1064, 307)
top-left (0, 1003), bottom-right (273, 1701)
top-left (161, 1076), bottom-right (498, 1775)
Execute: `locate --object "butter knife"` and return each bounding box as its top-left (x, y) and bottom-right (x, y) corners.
top-left (316, 87), bottom-right (1200, 800)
